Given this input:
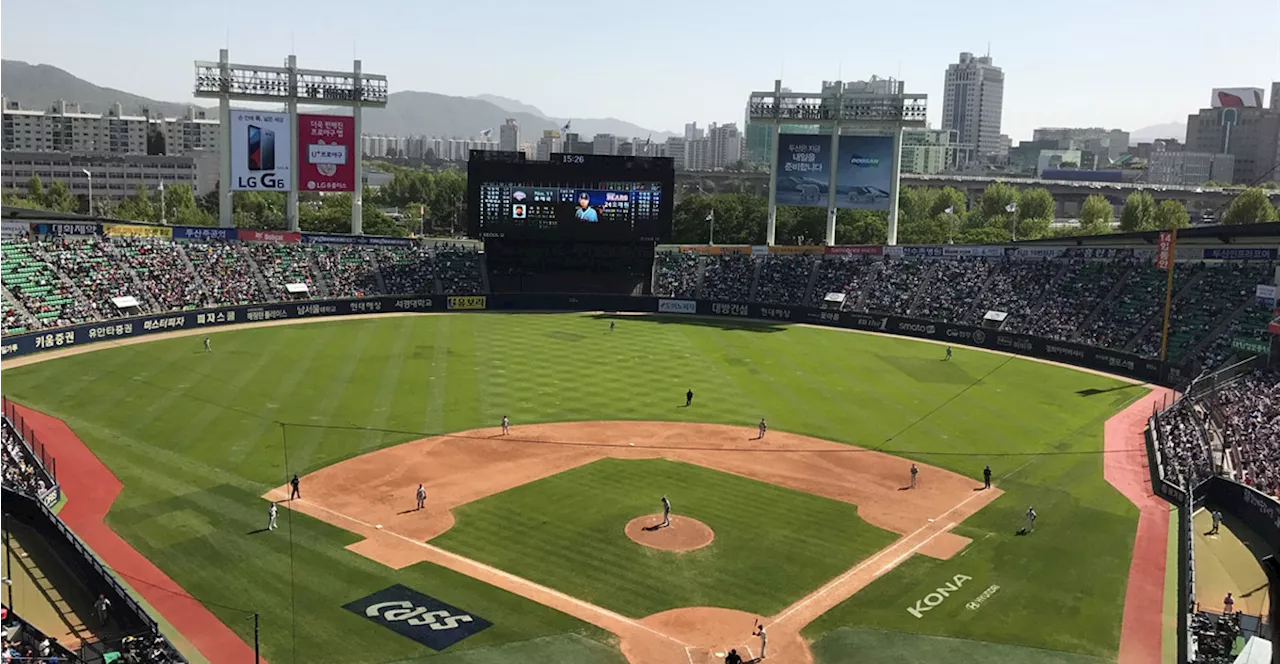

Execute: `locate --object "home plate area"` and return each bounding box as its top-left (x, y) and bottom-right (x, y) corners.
top-left (687, 644), bottom-right (756, 664)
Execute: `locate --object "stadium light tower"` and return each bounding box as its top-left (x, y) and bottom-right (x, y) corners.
top-left (194, 50), bottom-right (388, 234)
top-left (748, 79), bottom-right (926, 246)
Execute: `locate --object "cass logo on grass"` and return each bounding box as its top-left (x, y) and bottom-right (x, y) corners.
top-left (343, 585), bottom-right (492, 650)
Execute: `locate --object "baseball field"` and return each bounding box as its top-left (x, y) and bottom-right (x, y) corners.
top-left (0, 312), bottom-right (1157, 663)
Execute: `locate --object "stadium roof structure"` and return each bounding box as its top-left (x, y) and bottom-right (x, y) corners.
top-left (2, 206), bottom-right (104, 221)
top-left (1017, 222), bottom-right (1280, 246)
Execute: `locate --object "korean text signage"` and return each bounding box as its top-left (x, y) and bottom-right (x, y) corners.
top-left (298, 114), bottom-right (355, 192)
top-left (343, 585), bottom-right (491, 651)
top-left (103, 223), bottom-right (172, 238)
top-left (774, 134), bottom-right (894, 211)
top-left (172, 226), bottom-right (238, 241)
top-left (447, 296), bottom-right (487, 310)
top-left (34, 222), bottom-right (99, 236)
top-left (229, 110), bottom-right (291, 191)
top-left (657, 299), bottom-right (697, 314)
top-left (237, 230), bottom-right (301, 243)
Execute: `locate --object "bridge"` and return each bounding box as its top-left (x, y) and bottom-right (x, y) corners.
top-left (674, 171), bottom-right (1279, 216)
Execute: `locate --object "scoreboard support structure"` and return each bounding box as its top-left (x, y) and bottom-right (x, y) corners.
top-left (748, 79), bottom-right (926, 246)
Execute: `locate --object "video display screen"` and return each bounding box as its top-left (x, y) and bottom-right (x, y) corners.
top-left (468, 153), bottom-right (673, 242)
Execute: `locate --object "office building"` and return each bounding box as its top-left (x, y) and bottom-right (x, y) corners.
top-left (941, 52), bottom-right (1005, 163)
top-left (1036, 149), bottom-right (1082, 175)
top-left (1032, 127), bottom-right (1129, 162)
top-left (665, 138), bottom-right (687, 170)
top-left (2, 99), bottom-right (220, 156)
top-left (498, 118), bottom-right (520, 152)
top-left (1147, 148), bottom-right (1234, 185)
top-left (592, 133), bottom-right (619, 156)
top-left (1185, 87), bottom-right (1280, 184)
top-left (900, 128), bottom-right (957, 174)
top-left (535, 130), bottom-right (563, 161)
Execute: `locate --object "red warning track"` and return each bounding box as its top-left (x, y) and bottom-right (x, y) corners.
top-left (1103, 388), bottom-right (1174, 664)
top-left (10, 402), bottom-right (259, 664)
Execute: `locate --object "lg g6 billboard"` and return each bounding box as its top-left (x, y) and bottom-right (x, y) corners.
top-left (298, 114), bottom-right (355, 192)
top-left (230, 110), bottom-right (292, 191)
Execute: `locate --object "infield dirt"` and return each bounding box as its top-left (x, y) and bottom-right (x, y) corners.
top-left (266, 421), bottom-right (1003, 663)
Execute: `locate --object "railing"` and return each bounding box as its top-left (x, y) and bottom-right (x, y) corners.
top-left (2, 397), bottom-right (59, 507)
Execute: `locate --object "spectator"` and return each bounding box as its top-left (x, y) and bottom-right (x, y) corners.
top-left (911, 258), bottom-right (994, 322)
top-left (700, 254), bottom-right (755, 302)
top-left (755, 255), bottom-right (814, 305)
top-left (654, 250), bottom-right (699, 298)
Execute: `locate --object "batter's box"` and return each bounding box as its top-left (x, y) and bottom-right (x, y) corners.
top-left (685, 643), bottom-right (756, 664)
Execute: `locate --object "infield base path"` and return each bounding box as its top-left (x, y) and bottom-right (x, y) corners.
top-left (268, 422), bottom-right (1003, 663)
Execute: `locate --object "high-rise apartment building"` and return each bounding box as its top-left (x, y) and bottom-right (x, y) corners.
top-left (498, 118), bottom-right (520, 152)
top-left (2, 99), bottom-right (219, 156)
top-left (707, 122), bottom-right (742, 168)
top-left (535, 130), bottom-right (563, 161)
top-left (941, 52), bottom-right (1004, 163)
top-left (592, 133), bottom-right (619, 156)
top-left (684, 122), bottom-right (704, 141)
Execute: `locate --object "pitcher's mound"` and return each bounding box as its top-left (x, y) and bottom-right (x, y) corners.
top-left (625, 514), bottom-right (714, 552)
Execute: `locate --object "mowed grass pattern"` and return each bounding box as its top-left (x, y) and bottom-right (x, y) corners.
top-left (432, 458), bottom-right (898, 617)
top-left (1, 313), bottom-right (1147, 662)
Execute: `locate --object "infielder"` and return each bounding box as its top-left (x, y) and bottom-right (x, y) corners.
top-left (501, 415), bottom-right (510, 436)
top-left (416, 483), bottom-right (427, 511)
top-left (267, 502), bottom-right (278, 531)
top-left (758, 418), bottom-right (767, 439)
top-left (1024, 506), bottom-right (1037, 533)
top-left (661, 496), bottom-right (672, 528)
top-left (753, 623), bottom-right (768, 659)
top-left (910, 463), bottom-right (919, 489)
top-left (203, 337), bottom-right (211, 353)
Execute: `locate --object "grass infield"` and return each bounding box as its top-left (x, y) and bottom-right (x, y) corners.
top-left (1, 313), bottom-right (1147, 662)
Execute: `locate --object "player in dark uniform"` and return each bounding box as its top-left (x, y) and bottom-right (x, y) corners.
top-left (289, 473), bottom-right (301, 500)
top-left (983, 465), bottom-right (992, 489)
top-left (686, 389), bottom-right (694, 407)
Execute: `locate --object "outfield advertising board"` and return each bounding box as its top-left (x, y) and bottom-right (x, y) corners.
top-left (229, 110), bottom-right (292, 191)
top-left (774, 135), bottom-right (895, 211)
top-left (298, 114), bottom-right (355, 192)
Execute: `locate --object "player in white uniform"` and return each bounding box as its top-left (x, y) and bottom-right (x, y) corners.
top-left (501, 415), bottom-right (510, 436)
top-left (204, 337), bottom-right (211, 353)
top-left (910, 464), bottom-right (918, 489)
top-left (753, 623), bottom-right (768, 659)
top-left (661, 496), bottom-right (671, 528)
top-left (758, 419), bottom-right (767, 439)
top-left (1024, 506), bottom-right (1037, 533)
top-left (945, 346), bottom-right (952, 361)
top-left (268, 502), bottom-right (278, 531)
top-left (416, 484), bottom-right (427, 510)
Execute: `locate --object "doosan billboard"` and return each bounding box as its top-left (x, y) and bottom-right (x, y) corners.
top-left (298, 114), bottom-right (355, 192)
top-left (1211, 88), bottom-right (1264, 108)
top-left (774, 134), bottom-right (894, 211)
top-left (230, 110), bottom-right (291, 191)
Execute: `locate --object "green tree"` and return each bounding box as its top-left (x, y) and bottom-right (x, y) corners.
top-left (836, 209), bottom-right (887, 245)
top-left (233, 191), bottom-right (287, 229)
top-left (1118, 191), bottom-right (1157, 232)
top-left (1079, 195), bottom-right (1115, 235)
top-left (113, 185), bottom-right (159, 222)
top-left (1017, 188), bottom-right (1055, 223)
top-left (1152, 200), bottom-right (1190, 230)
top-left (1221, 188), bottom-right (1280, 224)
top-left (26, 176), bottom-right (45, 207)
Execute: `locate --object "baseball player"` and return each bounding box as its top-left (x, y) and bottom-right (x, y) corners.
top-left (753, 622), bottom-right (768, 659)
top-left (910, 463), bottom-right (919, 489)
top-left (416, 483), bottom-right (427, 511)
top-left (945, 346), bottom-right (952, 361)
top-left (268, 502), bottom-right (278, 531)
top-left (610, 321), bottom-right (616, 333)
top-left (203, 337), bottom-right (211, 353)
top-left (686, 389), bottom-right (694, 407)
top-left (501, 415), bottom-right (510, 436)
top-left (661, 496), bottom-right (672, 528)
top-left (1209, 510), bottom-right (1222, 535)
top-left (1024, 506), bottom-right (1037, 533)
top-left (983, 465), bottom-right (992, 490)
top-left (289, 473), bottom-right (301, 500)
top-left (758, 418), bottom-right (767, 439)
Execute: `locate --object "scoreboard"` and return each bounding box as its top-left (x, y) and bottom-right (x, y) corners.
top-left (467, 152), bottom-right (674, 243)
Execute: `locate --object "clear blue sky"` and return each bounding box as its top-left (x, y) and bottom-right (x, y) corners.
top-left (3, 0), bottom-right (1278, 140)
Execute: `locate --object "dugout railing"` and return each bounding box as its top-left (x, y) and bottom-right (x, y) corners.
top-left (2, 396), bottom-right (60, 507)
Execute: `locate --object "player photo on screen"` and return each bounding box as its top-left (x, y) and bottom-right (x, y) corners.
top-left (574, 191), bottom-right (601, 223)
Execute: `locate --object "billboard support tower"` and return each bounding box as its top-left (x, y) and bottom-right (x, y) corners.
top-left (748, 79), bottom-right (926, 246)
top-left (195, 52), bottom-right (387, 234)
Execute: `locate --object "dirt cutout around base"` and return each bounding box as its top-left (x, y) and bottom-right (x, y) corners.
top-left (268, 421), bottom-right (1005, 664)
top-left (625, 514), bottom-right (714, 552)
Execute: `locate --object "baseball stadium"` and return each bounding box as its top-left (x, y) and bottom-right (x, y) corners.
top-left (1, 63), bottom-right (1279, 664)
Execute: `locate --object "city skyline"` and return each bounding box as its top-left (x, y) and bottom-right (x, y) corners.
top-left (3, 0), bottom-right (1278, 142)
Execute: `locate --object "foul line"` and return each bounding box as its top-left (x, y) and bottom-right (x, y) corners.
top-left (289, 498), bottom-right (692, 649)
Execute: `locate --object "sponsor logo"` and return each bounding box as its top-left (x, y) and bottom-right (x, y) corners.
top-left (965, 584), bottom-right (1000, 611)
top-left (972, 330), bottom-right (986, 345)
top-left (759, 306), bottom-right (792, 320)
top-left (898, 321), bottom-right (936, 335)
top-left (1104, 355), bottom-right (1136, 371)
top-left (995, 335), bottom-right (1033, 352)
top-left (907, 574), bottom-right (973, 618)
top-left (141, 317), bottom-right (187, 332)
top-left (350, 300), bottom-right (384, 313)
top-left (195, 312), bottom-right (236, 325)
top-left (394, 298), bottom-right (433, 310)
top-left (32, 330), bottom-right (78, 349)
top-left (447, 296), bottom-right (487, 311)
top-left (1242, 488), bottom-right (1280, 531)
top-left (343, 585), bottom-right (491, 650)
top-left (1045, 344), bottom-right (1086, 359)
top-left (711, 302), bottom-right (749, 317)
top-left (1, 343), bottom-right (17, 357)
top-left (296, 304), bottom-right (339, 317)
top-left (808, 311), bottom-right (841, 323)
top-left (848, 154), bottom-right (881, 167)
top-left (246, 308), bottom-right (288, 322)
top-left (658, 299), bottom-right (697, 315)
top-left (87, 323), bottom-right (135, 339)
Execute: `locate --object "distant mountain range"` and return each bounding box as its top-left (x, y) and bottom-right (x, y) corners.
top-left (1130, 122), bottom-right (1187, 143)
top-left (0, 59), bottom-right (677, 141)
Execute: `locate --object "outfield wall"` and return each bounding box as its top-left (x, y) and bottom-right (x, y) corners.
top-left (0, 293), bottom-right (1182, 385)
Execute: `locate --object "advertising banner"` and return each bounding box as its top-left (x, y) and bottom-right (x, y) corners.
top-left (943, 246), bottom-right (1004, 258)
top-left (447, 296), bottom-right (487, 310)
top-left (237, 229), bottom-right (301, 243)
top-left (898, 246), bottom-right (945, 257)
top-left (1155, 232), bottom-right (1173, 270)
top-left (229, 110), bottom-right (291, 191)
top-left (750, 245), bottom-right (769, 257)
top-left (773, 134), bottom-right (894, 211)
top-left (1211, 88), bottom-right (1264, 109)
top-left (657, 299), bottom-right (697, 314)
top-left (1, 221), bottom-right (30, 238)
top-left (824, 245), bottom-right (883, 256)
top-left (297, 114), bottom-right (355, 192)
top-left (172, 226), bottom-right (238, 241)
top-left (34, 222), bottom-right (99, 236)
top-left (103, 223), bottom-right (172, 238)
top-left (1204, 247), bottom-right (1278, 261)
top-left (1231, 337), bottom-right (1269, 354)
top-left (301, 233), bottom-right (414, 246)
top-left (1257, 284), bottom-right (1278, 306)
top-left (1008, 247), bottom-right (1066, 259)
top-left (769, 245), bottom-right (823, 255)
top-left (1064, 247), bottom-right (1134, 259)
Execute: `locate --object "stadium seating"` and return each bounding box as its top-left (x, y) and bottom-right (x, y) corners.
top-left (808, 255), bottom-right (878, 308)
top-left (970, 259), bottom-right (1060, 328)
top-left (1011, 259), bottom-right (1131, 341)
top-left (246, 242), bottom-right (321, 300)
top-left (1080, 263), bottom-right (1203, 350)
top-left (183, 240), bottom-right (269, 307)
top-left (755, 255), bottom-right (814, 305)
top-left (376, 246), bottom-right (435, 295)
top-left (1210, 369), bottom-right (1280, 497)
top-left (653, 251), bottom-right (699, 298)
top-left (437, 247), bottom-right (484, 294)
top-left (1131, 262), bottom-right (1275, 363)
top-left (910, 258), bottom-right (994, 323)
top-left (113, 236), bottom-right (206, 312)
top-left (701, 254), bottom-right (756, 302)
top-left (35, 237), bottom-right (139, 320)
top-left (312, 245), bottom-right (383, 298)
top-left (863, 259), bottom-right (928, 314)
top-left (1, 240), bottom-right (95, 328)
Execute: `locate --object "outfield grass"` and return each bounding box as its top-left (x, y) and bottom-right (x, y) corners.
top-left (810, 627), bottom-right (1113, 664)
top-left (0, 313), bottom-right (1147, 662)
top-left (432, 458), bottom-right (898, 617)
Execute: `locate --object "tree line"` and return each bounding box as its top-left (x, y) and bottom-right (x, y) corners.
top-left (670, 183), bottom-right (1280, 245)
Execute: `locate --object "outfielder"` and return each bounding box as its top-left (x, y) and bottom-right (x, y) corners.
top-left (267, 502), bottom-right (278, 531)
top-left (416, 484), bottom-right (427, 511)
top-left (686, 389), bottom-right (694, 407)
top-left (945, 346), bottom-right (952, 361)
top-left (203, 337), bottom-right (211, 353)
top-left (1024, 506), bottom-right (1037, 533)
top-left (910, 463), bottom-right (919, 489)
top-left (501, 415), bottom-right (510, 436)
top-left (661, 496), bottom-right (672, 528)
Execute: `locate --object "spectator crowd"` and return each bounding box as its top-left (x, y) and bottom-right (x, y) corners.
top-left (2, 418), bottom-right (52, 499)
